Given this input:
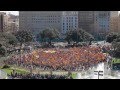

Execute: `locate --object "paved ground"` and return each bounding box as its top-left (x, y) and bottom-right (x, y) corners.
top-left (0, 70), bottom-right (8, 79)
top-left (76, 63), bottom-right (120, 79)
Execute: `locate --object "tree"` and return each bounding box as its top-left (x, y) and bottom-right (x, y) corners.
top-left (0, 33), bottom-right (9, 46)
top-left (15, 30), bottom-right (33, 46)
top-left (39, 28), bottom-right (60, 46)
top-left (111, 35), bottom-right (120, 58)
top-left (0, 45), bottom-right (6, 56)
top-left (64, 31), bottom-right (72, 44)
top-left (65, 30), bottom-right (79, 44)
top-left (0, 44), bottom-right (2, 47)
top-left (15, 30), bottom-right (33, 55)
top-left (0, 32), bottom-right (18, 48)
top-left (65, 29), bottom-right (94, 44)
top-left (7, 33), bottom-right (18, 46)
top-left (106, 32), bottom-right (119, 43)
top-left (80, 29), bottom-right (94, 45)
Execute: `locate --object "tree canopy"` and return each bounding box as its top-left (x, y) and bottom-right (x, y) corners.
top-left (65, 29), bottom-right (94, 44)
top-left (0, 32), bottom-right (18, 47)
top-left (39, 28), bottom-right (60, 45)
top-left (105, 32), bottom-right (120, 58)
top-left (15, 30), bottom-right (33, 45)
top-left (106, 32), bottom-right (119, 43)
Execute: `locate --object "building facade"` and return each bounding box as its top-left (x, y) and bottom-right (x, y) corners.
top-left (0, 12), bottom-right (19, 33)
top-left (94, 11), bottom-right (119, 39)
top-left (78, 11), bottom-right (94, 34)
top-left (110, 11), bottom-right (119, 33)
top-left (78, 11), bottom-right (119, 40)
top-left (7, 14), bottom-right (19, 33)
top-left (19, 11), bottom-right (78, 38)
top-left (94, 11), bottom-right (110, 39)
top-left (20, 11), bottom-right (63, 36)
top-left (0, 12), bottom-right (8, 32)
top-left (61, 11), bottom-right (78, 34)
top-left (20, 11), bottom-right (119, 40)
top-left (118, 14), bottom-right (120, 33)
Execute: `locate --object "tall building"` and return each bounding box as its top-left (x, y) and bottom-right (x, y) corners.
top-left (20, 11), bottom-right (119, 40)
top-left (61, 11), bottom-right (78, 34)
top-left (78, 11), bottom-right (119, 39)
top-left (0, 12), bottom-right (19, 33)
top-left (7, 14), bottom-right (19, 33)
top-left (20, 11), bottom-right (63, 36)
top-left (0, 12), bottom-right (8, 32)
top-left (110, 11), bottom-right (119, 33)
top-left (94, 11), bottom-right (110, 39)
top-left (94, 11), bottom-right (119, 39)
top-left (19, 11), bottom-right (78, 38)
top-left (78, 11), bottom-right (94, 34)
top-left (118, 14), bottom-right (120, 33)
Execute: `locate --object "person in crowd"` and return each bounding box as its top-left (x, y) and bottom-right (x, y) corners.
top-left (5, 46), bottom-right (107, 72)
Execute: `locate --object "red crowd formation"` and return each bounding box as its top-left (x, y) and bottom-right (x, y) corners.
top-left (5, 46), bottom-right (107, 71)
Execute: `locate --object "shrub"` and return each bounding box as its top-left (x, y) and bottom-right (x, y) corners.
top-left (0, 47), bottom-right (6, 56)
top-left (112, 40), bottom-right (120, 58)
top-left (2, 64), bottom-right (10, 69)
top-left (106, 33), bottom-right (118, 43)
top-left (0, 44), bottom-right (2, 47)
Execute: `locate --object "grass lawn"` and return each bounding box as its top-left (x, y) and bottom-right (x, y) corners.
top-left (112, 58), bottom-right (120, 64)
top-left (0, 67), bottom-right (30, 75)
top-left (71, 73), bottom-right (77, 79)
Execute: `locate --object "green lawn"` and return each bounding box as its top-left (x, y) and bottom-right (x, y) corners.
top-left (71, 73), bottom-right (77, 79)
top-left (112, 58), bottom-right (120, 64)
top-left (0, 67), bottom-right (30, 75)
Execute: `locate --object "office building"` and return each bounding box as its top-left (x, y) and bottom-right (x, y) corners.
top-left (78, 11), bottom-right (119, 39)
top-left (110, 11), bottom-right (119, 33)
top-left (78, 11), bottom-right (94, 34)
top-left (19, 11), bottom-right (63, 36)
top-left (19, 11), bottom-right (78, 38)
top-left (61, 11), bottom-right (78, 34)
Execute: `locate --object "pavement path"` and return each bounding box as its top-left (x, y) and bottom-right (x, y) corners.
top-left (76, 63), bottom-right (120, 79)
top-left (0, 70), bottom-right (8, 79)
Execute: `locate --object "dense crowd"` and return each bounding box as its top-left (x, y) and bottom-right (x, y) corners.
top-left (9, 73), bottom-right (72, 79)
top-left (4, 46), bottom-right (108, 71)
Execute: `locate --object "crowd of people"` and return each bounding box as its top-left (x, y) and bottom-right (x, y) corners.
top-left (4, 45), bottom-right (108, 71)
top-left (9, 73), bottom-right (72, 79)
